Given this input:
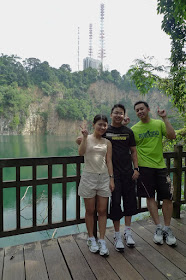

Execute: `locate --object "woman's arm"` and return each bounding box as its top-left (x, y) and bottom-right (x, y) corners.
top-left (106, 140), bottom-right (115, 192)
top-left (78, 130), bottom-right (88, 156)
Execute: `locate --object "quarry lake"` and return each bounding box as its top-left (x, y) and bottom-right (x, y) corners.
top-left (0, 135), bottom-right (146, 247)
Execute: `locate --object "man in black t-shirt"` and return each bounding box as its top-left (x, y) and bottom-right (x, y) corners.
top-left (106, 104), bottom-right (139, 251)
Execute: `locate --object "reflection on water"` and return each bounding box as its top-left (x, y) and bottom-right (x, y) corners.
top-left (0, 135), bottom-right (78, 158)
top-left (0, 135), bottom-right (87, 247)
top-left (0, 135), bottom-right (148, 248)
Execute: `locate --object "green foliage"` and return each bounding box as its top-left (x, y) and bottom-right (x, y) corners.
top-left (128, 57), bottom-right (163, 93)
top-left (163, 126), bottom-right (186, 152)
top-left (128, 1), bottom-right (186, 114)
top-left (0, 84), bottom-right (32, 129)
top-left (0, 54), bottom-right (29, 87)
top-left (157, 0), bottom-right (186, 112)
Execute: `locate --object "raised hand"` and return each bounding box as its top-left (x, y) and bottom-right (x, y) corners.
top-left (122, 116), bottom-right (130, 126)
top-left (80, 122), bottom-right (88, 138)
top-left (157, 107), bottom-right (167, 118)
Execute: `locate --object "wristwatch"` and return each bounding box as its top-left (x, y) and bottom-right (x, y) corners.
top-left (109, 175), bottom-right (114, 178)
top-left (134, 167), bottom-right (139, 172)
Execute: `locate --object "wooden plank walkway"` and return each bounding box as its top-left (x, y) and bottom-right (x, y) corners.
top-left (0, 211), bottom-right (186, 280)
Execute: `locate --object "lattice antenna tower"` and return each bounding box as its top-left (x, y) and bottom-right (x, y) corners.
top-left (78, 27), bottom-right (80, 71)
top-left (98, 3), bottom-right (106, 69)
top-left (88, 23), bottom-right (93, 58)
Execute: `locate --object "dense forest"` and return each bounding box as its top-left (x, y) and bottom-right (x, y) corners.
top-left (0, 54), bottom-right (143, 128)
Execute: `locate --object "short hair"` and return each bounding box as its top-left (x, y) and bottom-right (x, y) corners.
top-left (111, 104), bottom-right (126, 114)
top-left (93, 114), bottom-right (108, 124)
top-left (134, 101), bottom-right (149, 110)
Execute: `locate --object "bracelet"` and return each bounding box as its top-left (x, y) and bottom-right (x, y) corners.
top-left (109, 175), bottom-right (114, 178)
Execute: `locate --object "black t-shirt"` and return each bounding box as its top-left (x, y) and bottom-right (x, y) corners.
top-left (104, 125), bottom-right (136, 174)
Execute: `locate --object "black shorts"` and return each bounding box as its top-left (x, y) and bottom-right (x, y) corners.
top-left (137, 167), bottom-right (173, 201)
top-left (109, 170), bottom-right (137, 221)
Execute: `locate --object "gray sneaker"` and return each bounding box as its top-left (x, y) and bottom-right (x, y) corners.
top-left (163, 227), bottom-right (177, 246)
top-left (87, 237), bottom-right (99, 253)
top-left (153, 225), bottom-right (163, 245)
top-left (98, 239), bottom-right (109, 256)
top-left (114, 233), bottom-right (125, 252)
top-left (124, 231), bottom-right (135, 247)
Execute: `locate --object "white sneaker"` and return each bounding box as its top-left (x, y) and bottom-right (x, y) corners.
top-left (87, 237), bottom-right (99, 253)
top-left (114, 233), bottom-right (125, 252)
top-left (124, 231), bottom-right (135, 247)
top-left (153, 225), bottom-right (163, 245)
top-left (98, 239), bottom-right (109, 256)
top-left (163, 227), bottom-right (177, 246)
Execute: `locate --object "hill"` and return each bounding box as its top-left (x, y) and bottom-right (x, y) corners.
top-left (0, 54), bottom-right (183, 135)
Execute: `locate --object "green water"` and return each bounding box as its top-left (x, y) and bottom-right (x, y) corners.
top-left (0, 135), bottom-right (89, 247)
top-left (0, 135), bottom-right (146, 248)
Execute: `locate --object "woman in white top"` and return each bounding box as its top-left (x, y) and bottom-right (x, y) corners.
top-left (78, 114), bottom-right (114, 256)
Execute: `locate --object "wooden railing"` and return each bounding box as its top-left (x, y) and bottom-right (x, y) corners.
top-left (0, 145), bottom-right (185, 238)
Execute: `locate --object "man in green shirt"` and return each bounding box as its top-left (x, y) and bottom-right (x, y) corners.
top-left (131, 101), bottom-right (177, 246)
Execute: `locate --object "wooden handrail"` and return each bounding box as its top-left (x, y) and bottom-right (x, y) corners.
top-left (0, 145), bottom-right (185, 238)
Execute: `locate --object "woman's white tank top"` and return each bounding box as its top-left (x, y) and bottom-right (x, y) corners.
top-left (84, 135), bottom-right (108, 174)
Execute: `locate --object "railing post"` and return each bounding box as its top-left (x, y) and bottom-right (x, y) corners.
top-left (172, 144), bottom-right (183, 218)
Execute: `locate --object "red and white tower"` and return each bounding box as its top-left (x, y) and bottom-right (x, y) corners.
top-left (98, 3), bottom-right (106, 69)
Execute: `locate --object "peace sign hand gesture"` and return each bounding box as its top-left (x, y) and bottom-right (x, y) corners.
top-left (80, 122), bottom-right (88, 138)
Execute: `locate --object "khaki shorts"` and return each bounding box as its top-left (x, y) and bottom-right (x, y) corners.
top-left (78, 171), bottom-right (111, 198)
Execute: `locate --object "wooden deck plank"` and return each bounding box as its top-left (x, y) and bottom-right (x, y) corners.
top-left (74, 232), bottom-right (120, 280)
top-left (1, 213), bottom-right (186, 280)
top-left (170, 218), bottom-right (186, 234)
top-left (41, 239), bottom-right (71, 280)
top-left (106, 227), bottom-right (167, 280)
top-left (24, 241), bottom-right (48, 280)
top-left (3, 245), bottom-right (25, 280)
top-left (58, 235), bottom-right (96, 280)
top-left (105, 227), bottom-right (152, 280)
top-left (0, 249), bottom-right (4, 280)
top-left (132, 221), bottom-right (186, 278)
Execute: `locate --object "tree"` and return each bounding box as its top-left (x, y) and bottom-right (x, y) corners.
top-left (128, 1), bottom-right (186, 114)
top-left (0, 54), bottom-right (29, 87)
top-left (60, 64), bottom-right (72, 72)
top-left (157, 0), bottom-right (186, 112)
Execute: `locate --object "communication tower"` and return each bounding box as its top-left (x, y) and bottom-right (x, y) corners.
top-left (89, 23), bottom-right (93, 58)
top-left (78, 27), bottom-right (80, 71)
top-left (98, 3), bottom-right (106, 69)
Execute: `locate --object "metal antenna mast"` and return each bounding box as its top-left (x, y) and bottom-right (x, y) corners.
top-left (78, 27), bottom-right (80, 71)
top-left (89, 23), bottom-right (93, 58)
top-left (98, 3), bottom-right (106, 70)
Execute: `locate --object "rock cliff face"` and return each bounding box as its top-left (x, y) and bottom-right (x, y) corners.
top-left (0, 81), bottom-right (171, 135)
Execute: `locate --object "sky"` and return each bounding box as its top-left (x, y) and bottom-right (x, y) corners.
top-left (1, 0), bottom-right (171, 75)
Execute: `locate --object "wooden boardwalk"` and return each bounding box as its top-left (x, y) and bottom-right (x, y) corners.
top-left (1, 212), bottom-right (186, 280)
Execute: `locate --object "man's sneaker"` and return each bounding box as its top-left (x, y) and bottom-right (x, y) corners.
top-left (114, 233), bottom-right (125, 252)
top-left (87, 237), bottom-right (99, 253)
top-left (163, 227), bottom-right (177, 246)
top-left (153, 225), bottom-right (163, 245)
top-left (98, 239), bottom-right (109, 256)
top-left (124, 231), bottom-right (135, 247)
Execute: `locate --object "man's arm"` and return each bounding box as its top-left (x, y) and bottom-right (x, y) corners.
top-left (157, 109), bottom-right (176, 140)
top-left (76, 136), bottom-right (82, 145)
top-left (130, 146), bottom-right (140, 180)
